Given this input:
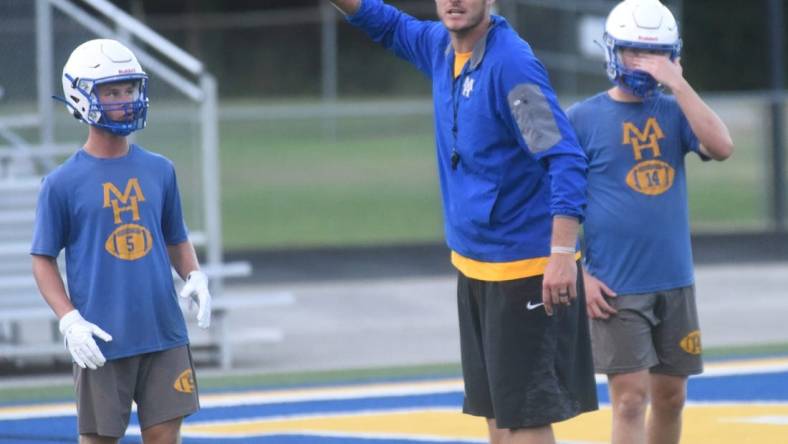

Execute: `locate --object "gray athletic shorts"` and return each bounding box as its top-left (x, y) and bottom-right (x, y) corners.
top-left (590, 285), bottom-right (703, 376)
top-left (73, 345), bottom-right (200, 438)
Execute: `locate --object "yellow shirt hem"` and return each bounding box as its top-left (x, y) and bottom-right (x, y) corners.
top-left (451, 250), bottom-right (582, 282)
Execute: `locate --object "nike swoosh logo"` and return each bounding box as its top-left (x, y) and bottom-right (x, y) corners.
top-left (526, 301), bottom-right (544, 310)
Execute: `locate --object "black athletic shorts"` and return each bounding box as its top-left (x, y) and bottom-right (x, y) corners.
top-left (457, 263), bottom-right (598, 429)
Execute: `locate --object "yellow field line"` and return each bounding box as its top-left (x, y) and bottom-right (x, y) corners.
top-left (1, 356), bottom-right (786, 418)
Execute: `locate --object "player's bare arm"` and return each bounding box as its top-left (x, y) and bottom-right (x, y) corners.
top-left (633, 55), bottom-right (734, 161)
top-left (168, 241), bottom-right (212, 329)
top-left (582, 267), bottom-right (618, 320)
top-left (167, 241), bottom-right (201, 281)
top-left (328, 0), bottom-right (361, 15)
top-left (542, 215), bottom-right (580, 316)
top-left (33, 254), bottom-right (112, 369)
top-left (31, 254), bottom-right (74, 318)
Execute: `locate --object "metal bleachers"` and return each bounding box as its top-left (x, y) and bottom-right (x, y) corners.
top-left (0, 0), bottom-right (295, 370)
top-left (0, 177), bottom-right (66, 364)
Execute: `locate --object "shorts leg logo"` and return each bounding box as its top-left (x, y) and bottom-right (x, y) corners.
top-left (173, 369), bottom-right (195, 393)
top-left (679, 330), bottom-right (702, 355)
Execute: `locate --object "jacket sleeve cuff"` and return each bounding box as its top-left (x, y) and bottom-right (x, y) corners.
top-left (347, 0), bottom-right (379, 23)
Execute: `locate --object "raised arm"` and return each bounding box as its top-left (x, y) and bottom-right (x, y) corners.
top-left (671, 77), bottom-right (734, 160)
top-left (329, 0), bottom-right (361, 15)
top-left (633, 55), bottom-right (734, 161)
top-left (325, 0), bottom-right (440, 76)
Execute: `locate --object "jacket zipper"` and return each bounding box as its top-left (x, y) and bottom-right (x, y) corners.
top-left (451, 61), bottom-right (465, 171)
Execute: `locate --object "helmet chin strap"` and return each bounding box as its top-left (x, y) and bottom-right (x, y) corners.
top-left (98, 123), bottom-right (135, 137)
top-left (94, 103), bottom-right (147, 136)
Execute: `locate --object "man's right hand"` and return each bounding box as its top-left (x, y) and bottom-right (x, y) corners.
top-left (583, 270), bottom-right (618, 320)
top-left (59, 310), bottom-right (113, 370)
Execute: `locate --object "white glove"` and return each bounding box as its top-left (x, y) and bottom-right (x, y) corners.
top-left (179, 270), bottom-right (212, 328)
top-left (59, 310), bottom-right (113, 370)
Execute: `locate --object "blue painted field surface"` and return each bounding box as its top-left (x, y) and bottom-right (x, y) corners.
top-left (0, 359), bottom-right (786, 444)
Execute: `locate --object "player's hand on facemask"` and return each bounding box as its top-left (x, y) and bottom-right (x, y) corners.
top-left (632, 54), bottom-right (685, 91)
top-left (59, 309), bottom-right (113, 370)
top-left (180, 270), bottom-right (212, 328)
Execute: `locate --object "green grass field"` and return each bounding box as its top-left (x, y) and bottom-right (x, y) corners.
top-left (207, 110), bottom-right (772, 249)
top-left (135, 111), bottom-right (444, 249)
top-left (217, 116), bottom-right (443, 249)
top-left (17, 98), bottom-right (783, 250)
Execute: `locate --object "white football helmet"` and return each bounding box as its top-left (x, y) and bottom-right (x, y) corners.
top-left (603, 0), bottom-right (682, 97)
top-left (57, 39), bottom-right (149, 136)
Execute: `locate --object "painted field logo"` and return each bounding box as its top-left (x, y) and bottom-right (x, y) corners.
top-left (680, 330), bottom-right (702, 355)
top-left (625, 159), bottom-right (675, 195)
top-left (173, 369), bottom-right (195, 393)
top-left (104, 223), bottom-right (153, 260)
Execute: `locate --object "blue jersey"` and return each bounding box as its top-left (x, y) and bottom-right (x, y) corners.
top-left (348, 0), bottom-right (587, 264)
top-left (31, 145), bottom-right (190, 360)
top-left (567, 92), bottom-right (704, 294)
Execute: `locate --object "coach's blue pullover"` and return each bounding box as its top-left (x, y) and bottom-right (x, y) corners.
top-left (348, 0), bottom-right (587, 265)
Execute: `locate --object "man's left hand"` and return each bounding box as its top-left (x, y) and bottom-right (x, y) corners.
top-left (542, 253), bottom-right (577, 316)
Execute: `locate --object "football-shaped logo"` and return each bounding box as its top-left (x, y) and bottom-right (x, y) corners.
top-left (104, 223), bottom-right (153, 260)
top-left (173, 369), bottom-right (195, 393)
top-left (625, 159), bottom-right (675, 195)
top-left (679, 330), bottom-right (702, 355)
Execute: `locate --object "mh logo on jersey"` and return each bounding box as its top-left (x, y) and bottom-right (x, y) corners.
top-left (623, 117), bottom-right (664, 160)
top-left (462, 77), bottom-right (474, 98)
top-left (623, 117), bottom-right (675, 195)
top-left (103, 178), bottom-right (146, 224)
top-left (103, 178), bottom-right (153, 261)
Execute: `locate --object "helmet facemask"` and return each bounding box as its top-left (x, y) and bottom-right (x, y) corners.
top-left (77, 75), bottom-right (149, 136)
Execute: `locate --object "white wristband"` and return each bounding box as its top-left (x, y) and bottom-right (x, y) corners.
top-left (550, 246), bottom-right (576, 255)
